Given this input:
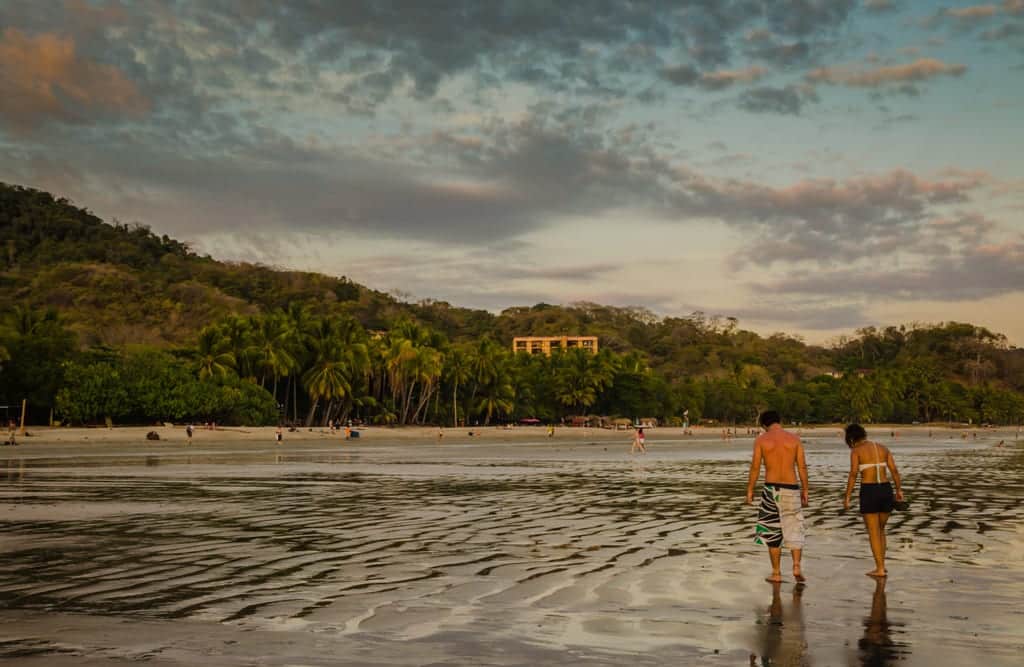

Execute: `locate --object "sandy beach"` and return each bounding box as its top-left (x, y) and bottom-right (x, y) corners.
top-left (1, 426), bottom-right (1022, 665)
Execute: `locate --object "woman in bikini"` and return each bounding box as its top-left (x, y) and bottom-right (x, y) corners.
top-left (843, 424), bottom-right (904, 578)
top-left (631, 427), bottom-right (646, 454)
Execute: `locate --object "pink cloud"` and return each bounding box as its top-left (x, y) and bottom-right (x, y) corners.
top-left (806, 58), bottom-right (967, 87)
top-left (946, 5), bottom-right (1001, 20)
top-left (699, 65), bottom-right (767, 88)
top-left (0, 28), bottom-right (150, 133)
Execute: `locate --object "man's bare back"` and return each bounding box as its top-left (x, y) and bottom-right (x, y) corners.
top-left (746, 425), bottom-right (809, 506)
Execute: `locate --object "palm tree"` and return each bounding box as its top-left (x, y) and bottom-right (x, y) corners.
top-left (195, 327), bottom-right (236, 380)
top-left (444, 347), bottom-right (472, 427)
top-left (553, 348), bottom-right (614, 415)
top-left (409, 346), bottom-right (443, 424)
top-left (303, 353), bottom-right (353, 425)
top-left (283, 304), bottom-right (316, 422)
top-left (249, 314), bottom-right (297, 404)
top-left (381, 321), bottom-right (447, 424)
top-left (303, 315), bottom-right (370, 425)
top-left (475, 376), bottom-right (515, 425)
top-left (219, 315), bottom-right (254, 379)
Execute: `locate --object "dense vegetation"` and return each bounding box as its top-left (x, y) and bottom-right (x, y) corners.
top-left (2, 182), bottom-right (1022, 427)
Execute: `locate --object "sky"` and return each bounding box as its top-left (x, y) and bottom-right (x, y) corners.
top-left (1, 1), bottom-right (1023, 344)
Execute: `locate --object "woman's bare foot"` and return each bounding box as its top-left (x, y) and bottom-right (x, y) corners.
top-left (765, 573), bottom-right (783, 583)
top-left (793, 566), bottom-right (806, 583)
top-left (866, 569), bottom-right (887, 578)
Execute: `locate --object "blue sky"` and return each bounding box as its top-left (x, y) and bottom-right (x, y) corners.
top-left (1, 0), bottom-right (1022, 343)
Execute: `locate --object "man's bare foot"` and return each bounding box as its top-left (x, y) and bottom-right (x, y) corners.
top-left (765, 573), bottom-right (783, 583)
top-left (866, 570), bottom-right (887, 578)
top-left (793, 568), bottom-right (806, 583)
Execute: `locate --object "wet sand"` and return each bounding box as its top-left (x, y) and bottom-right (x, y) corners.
top-left (1, 429), bottom-right (1022, 665)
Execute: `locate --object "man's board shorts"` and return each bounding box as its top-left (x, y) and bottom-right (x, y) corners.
top-left (754, 483), bottom-right (805, 549)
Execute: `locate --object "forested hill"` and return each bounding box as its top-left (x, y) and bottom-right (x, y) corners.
top-left (2, 181), bottom-right (1022, 426)
top-left (0, 182), bottom-right (403, 347)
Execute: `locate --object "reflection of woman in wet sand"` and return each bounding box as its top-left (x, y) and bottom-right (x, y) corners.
top-left (853, 577), bottom-right (910, 665)
top-left (843, 424), bottom-right (904, 578)
top-left (858, 577), bottom-right (891, 664)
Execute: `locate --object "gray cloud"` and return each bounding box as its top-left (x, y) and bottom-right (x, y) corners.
top-left (863, 0), bottom-right (899, 13)
top-left (743, 31), bottom-right (814, 67)
top-left (758, 237), bottom-right (1024, 301)
top-left (725, 303), bottom-right (871, 330)
top-left (660, 64), bottom-right (768, 89)
top-left (0, 0), bottom-right (864, 126)
top-left (980, 22), bottom-right (1024, 41)
top-left (737, 85), bottom-right (807, 114)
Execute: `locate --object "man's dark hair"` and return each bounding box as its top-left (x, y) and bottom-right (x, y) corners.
top-left (758, 410), bottom-right (781, 428)
top-left (845, 423), bottom-right (867, 447)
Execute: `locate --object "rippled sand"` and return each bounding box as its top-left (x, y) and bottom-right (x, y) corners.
top-left (1, 432), bottom-right (1021, 665)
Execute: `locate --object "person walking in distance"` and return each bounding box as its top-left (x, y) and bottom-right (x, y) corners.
top-left (843, 424), bottom-right (904, 578)
top-left (746, 411), bottom-right (810, 583)
top-left (186, 423), bottom-right (193, 446)
top-left (631, 427), bottom-right (647, 454)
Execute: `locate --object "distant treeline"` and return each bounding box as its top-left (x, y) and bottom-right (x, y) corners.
top-left (2, 182), bottom-right (1023, 426)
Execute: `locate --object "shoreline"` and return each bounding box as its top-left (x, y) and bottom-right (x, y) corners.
top-left (6, 423), bottom-right (1019, 449)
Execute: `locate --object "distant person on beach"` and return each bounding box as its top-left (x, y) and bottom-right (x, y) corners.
top-left (746, 410), bottom-right (809, 583)
top-left (344, 425), bottom-right (351, 440)
top-left (7, 419), bottom-right (16, 446)
top-left (548, 425), bottom-right (555, 438)
top-left (631, 427), bottom-right (646, 454)
top-left (276, 426), bottom-right (283, 444)
top-left (186, 423), bottom-right (193, 445)
top-left (843, 424), bottom-right (904, 578)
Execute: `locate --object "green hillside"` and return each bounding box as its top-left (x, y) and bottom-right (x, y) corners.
top-left (1, 181), bottom-right (1022, 427)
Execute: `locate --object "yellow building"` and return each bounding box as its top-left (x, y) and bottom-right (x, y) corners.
top-left (512, 336), bottom-right (598, 355)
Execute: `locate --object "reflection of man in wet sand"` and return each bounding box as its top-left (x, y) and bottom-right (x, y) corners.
top-left (751, 581), bottom-right (806, 666)
top-left (746, 410), bottom-right (809, 583)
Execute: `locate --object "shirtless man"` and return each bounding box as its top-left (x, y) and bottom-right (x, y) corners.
top-left (746, 410), bottom-right (809, 583)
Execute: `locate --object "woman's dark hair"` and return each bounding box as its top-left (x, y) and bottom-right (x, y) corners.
top-left (845, 423), bottom-right (867, 447)
top-left (758, 410), bottom-right (781, 428)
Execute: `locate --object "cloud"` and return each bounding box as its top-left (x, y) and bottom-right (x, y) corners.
top-left (946, 5), bottom-right (1001, 21)
top-left (737, 85), bottom-right (807, 114)
top-left (743, 30), bottom-right (813, 66)
top-left (0, 28), bottom-right (149, 132)
top-left (863, 0), bottom-right (899, 13)
top-left (713, 172), bottom-right (988, 269)
top-left (760, 239), bottom-right (1024, 301)
top-left (699, 65), bottom-right (769, 89)
top-left (980, 22), bottom-right (1024, 40)
top-left (726, 303), bottom-right (871, 330)
top-left (660, 64), bottom-right (767, 90)
top-left (660, 64), bottom-right (702, 86)
top-left (806, 58), bottom-right (967, 87)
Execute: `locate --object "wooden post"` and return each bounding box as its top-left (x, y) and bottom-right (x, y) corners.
top-left (19, 399), bottom-right (27, 435)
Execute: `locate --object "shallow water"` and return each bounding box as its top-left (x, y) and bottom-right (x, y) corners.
top-left (1, 436), bottom-right (1021, 665)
